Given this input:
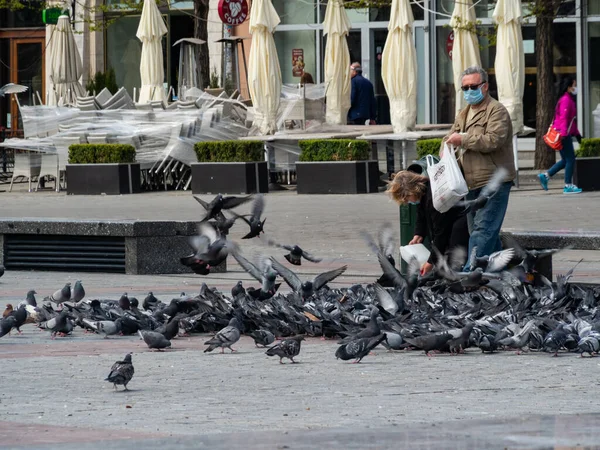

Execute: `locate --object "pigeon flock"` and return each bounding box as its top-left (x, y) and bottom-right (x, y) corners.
top-left (1, 192), bottom-right (600, 393)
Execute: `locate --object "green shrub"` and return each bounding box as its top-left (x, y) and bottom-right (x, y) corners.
top-left (68, 144), bottom-right (136, 164)
top-left (298, 139), bottom-right (370, 162)
top-left (194, 141), bottom-right (264, 162)
top-left (85, 68), bottom-right (118, 95)
top-left (416, 138), bottom-right (443, 159)
top-left (576, 138), bottom-right (600, 157)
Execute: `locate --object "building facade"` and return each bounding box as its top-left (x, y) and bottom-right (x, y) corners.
top-left (232, 0), bottom-right (599, 137)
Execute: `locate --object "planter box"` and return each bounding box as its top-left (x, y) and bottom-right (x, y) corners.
top-left (296, 161), bottom-right (379, 194)
top-left (66, 163), bottom-right (141, 195)
top-left (574, 157), bottom-right (600, 191)
top-left (191, 161), bottom-right (269, 194)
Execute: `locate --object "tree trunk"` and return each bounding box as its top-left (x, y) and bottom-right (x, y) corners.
top-left (534, 0), bottom-right (557, 170)
top-left (193, 0), bottom-right (210, 90)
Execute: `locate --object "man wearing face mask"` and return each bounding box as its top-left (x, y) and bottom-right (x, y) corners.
top-left (442, 66), bottom-right (516, 268)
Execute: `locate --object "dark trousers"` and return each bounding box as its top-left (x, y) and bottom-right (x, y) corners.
top-left (348, 118), bottom-right (368, 125)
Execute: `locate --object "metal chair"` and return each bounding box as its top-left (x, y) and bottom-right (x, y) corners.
top-left (9, 152), bottom-right (41, 192)
top-left (36, 153), bottom-right (59, 191)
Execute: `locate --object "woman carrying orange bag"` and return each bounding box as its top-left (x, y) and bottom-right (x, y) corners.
top-left (538, 76), bottom-right (583, 194)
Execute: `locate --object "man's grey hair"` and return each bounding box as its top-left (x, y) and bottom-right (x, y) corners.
top-left (461, 66), bottom-right (488, 83)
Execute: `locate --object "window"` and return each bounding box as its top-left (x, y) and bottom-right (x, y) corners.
top-left (588, 23), bottom-right (600, 137)
top-left (274, 30), bottom-right (317, 84)
top-left (273, 0), bottom-right (317, 25)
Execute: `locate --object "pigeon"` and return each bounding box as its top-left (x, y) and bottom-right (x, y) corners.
top-left (543, 323), bottom-right (568, 357)
top-left (231, 194), bottom-right (266, 239)
top-left (577, 336), bottom-right (600, 358)
top-left (373, 283), bottom-right (401, 316)
top-left (43, 311), bottom-right (73, 339)
top-left (193, 194), bottom-right (253, 222)
top-left (381, 332), bottom-right (404, 351)
top-left (269, 257), bottom-right (347, 299)
top-left (18, 290), bottom-right (37, 309)
top-left (447, 323), bottom-right (475, 354)
top-left (105, 353), bottom-right (135, 391)
top-left (477, 334), bottom-right (499, 353)
top-left (138, 330), bottom-right (171, 351)
top-left (468, 247), bottom-right (515, 273)
top-left (119, 293), bottom-right (130, 310)
top-left (231, 281), bottom-right (246, 298)
top-left (0, 316), bottom-right (17, 338)
top-left (338, 308), bottom-right (380, 344)
top-left (70, 280), bottom-right (85, 304)
top-left (497, 320), bottom-right (538, 354)
top-left (266, 335), bottom-right (304, 363)
top-left (266, 240), bottom-right (322, 266)
top-left (48, 283), bottom-right (71, 306)
top-left (335, 334), bottom-right (387, 363)
top-left (84, 319), bottom-right (122, 338)
top-left (10, 304), bottom-right (28, 334)
top-left (161, 316), bottom-right (180, 341)
top-left (180, 223), bottom-right (233, 275)
top-left (249, 329), bottom-right (275, 347)
top-left (455, 167), bottom-right (508, 213)
top-left (0, 83), bottom-right (28, 97)
top-left (143, 292), bottom-right (160, 311)
top-left (232, 252), bottom-right (279, 299)
top-left (403, 331), bottom-right (453, 357)
top-left (204, 317), bottom-right (241, 353)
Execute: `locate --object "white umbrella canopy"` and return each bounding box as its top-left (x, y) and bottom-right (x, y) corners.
top-left (323, 0), bottom-right (351, 125)
top-left (47, 15), bottom-right (85, 106)
top-left (136, 0), bottom-right (168, 104)
top-left (381, 0), bottom-right (417, 133)
top-left (450, 0), bottom-right (482, 115)
top-left (247, 0), bottom-right (282, 135)
top-left (493, 0), bottom-right (524, 134)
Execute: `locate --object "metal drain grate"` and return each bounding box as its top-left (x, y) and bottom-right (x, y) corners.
top-left (4, 234), bottom-right (126, 273)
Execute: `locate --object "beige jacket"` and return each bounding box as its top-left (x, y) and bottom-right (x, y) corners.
top-left (443, 96), bottom-right (516, 190)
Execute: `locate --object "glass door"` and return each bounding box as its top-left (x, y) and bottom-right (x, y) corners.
top-left (10, 38), bottom-right (44, 130)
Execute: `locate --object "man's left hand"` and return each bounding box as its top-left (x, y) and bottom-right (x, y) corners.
top-left (420, 262), bottom-right (434, 276)
top-left (446, 132), bottom-right (463, 147)
top-left (369, 120), bottom-right (376, 125)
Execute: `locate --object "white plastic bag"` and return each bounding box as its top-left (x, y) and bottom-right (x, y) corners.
top-left (400, 243), bottom-right (431, 267)
top-left (426, 144), bottom-right (468, 213)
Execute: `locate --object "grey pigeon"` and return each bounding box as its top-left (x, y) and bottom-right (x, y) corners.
top-left (232, 252), bottom-right (279, 298)
top-left (447, 323), bottom-right (475, 354)
top-left (231, 194), bottom-right (266, 239)
top-left (0, 316), bottom-right (17, 338)
top-left (497, 320), bottom-right (538, 354)
top-left (204, 317), bottom-right (241, 353)
top-left (403, 331), bottom-right (453, 357)
top-left (180, 223), bottom-right (234, 274)
top-left (41, 311), bottom-right (73, 338)
top-left (270, 257), bottom-right (347, 298)
top-left (249, 329), bottom-right (275, 347)
top-left (138, 330), bottom-right (171, 351)
top-left (266, 335), bottom-right (304, 363)
top-left (231, 281), bottom-right (246, 298)
top-left (70, 280), bottom-right (85, 303)
top-left (338, 308), bottom-right (380, 344)
top-left (381, 332), bottom-right (404, 351)
top-left (194, 194), bottom-right (253, 222)
top-left (266, 239), bottom-right (322, 266)
top-left (335, 334), bottom-right (387, 363)
top-left (82, 319), bottom-right (122, 338)
top-left (469, 247), bottom-right (515, 273)
top-left (105, 353), bottom-right (135, 391)
top-left (10, 305), bottom-right (28, 334)
top-left (577, 336), bottom-right (600, 357)
top-left (0, 83), bottom-right (28, 97)
top-left (455, 167), bottom-right (509, 213)
top-left (477, 334), bottom-right (498, 353)
top-left (49, 283), bottom-right (71, 305)
top-left (543, 323), bottom-right (568, 357)
top-left (161, 316), bottom-right (180, 341)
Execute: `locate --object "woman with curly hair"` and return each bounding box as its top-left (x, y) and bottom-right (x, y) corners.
top-left (386, 170), bottom-right (469, 275)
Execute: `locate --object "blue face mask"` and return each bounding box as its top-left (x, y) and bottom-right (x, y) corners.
top-left (408, 201), bottom-right (420, 205)
top-left (463, 88), bottom-right (484, 105)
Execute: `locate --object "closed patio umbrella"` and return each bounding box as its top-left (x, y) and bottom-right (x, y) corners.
top-left (494, 0), bottom-right (524, 186)
top-left (323, 0), bottom-right (351, 125)
top-left (136, 0), bottom-right (168, 104)
top-left (47, 15), bottom-right (85, 106)
top-left (247, 0), bottom-right (282, 135)
top-left (451, 0), bottom-right (482, 115)
top-left (381, 0), bottom-right (417, 133)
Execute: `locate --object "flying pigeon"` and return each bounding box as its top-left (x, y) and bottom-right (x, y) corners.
top-left (266, 239), bottom-right (322, 266)
top-left (233, 251), bottom-right (279, 299)
top-left (266, 335), bottom-right (304, 363)
top-left (193, 194), bottom-right (253, 222)
top-left (230, 194), bottom-right (266, 239)
top-left (335, 334), bottom-right (387, 363)
top-left (138, 330), bottom-right (171, 351)
top-left (0, 83), bottom-right (28, 97)
top-left (105, 353), bottom-right (135, 391)
top-left (269, 257), bottom-right (347, 299)
top-left (180, 223), bottom-right (234, 275)
top-left (204, 317), bottom-right (241, 353)
top-left (455, 167), bottom-right (509, 213)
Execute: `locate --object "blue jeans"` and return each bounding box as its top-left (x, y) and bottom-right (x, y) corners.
top-left (465, 181), bottom-right (512, 268)
top-left (547, 136), bottom-right (575, 184)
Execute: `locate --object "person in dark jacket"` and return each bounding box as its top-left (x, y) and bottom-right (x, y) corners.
top-left (387, 170), bottom-right (469, 275)
top-left (348, 63), bottom-right (377, 125)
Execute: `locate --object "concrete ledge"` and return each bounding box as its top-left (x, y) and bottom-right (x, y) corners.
top-left (0, 218), bottom-right (226, 275)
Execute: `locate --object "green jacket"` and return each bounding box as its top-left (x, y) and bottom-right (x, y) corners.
top-left (443, 96), bottom-right (516, 190)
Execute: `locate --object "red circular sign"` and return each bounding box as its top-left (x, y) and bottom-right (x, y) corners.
top-left (446, 31), bottom-right (454, 60)
top-left (218, 0), bottom-right (249, 26)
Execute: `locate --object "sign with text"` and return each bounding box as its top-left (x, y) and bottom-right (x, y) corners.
top-left (292, 49), bottom-right (304, 77)
top-left (218, 0), bottom-right (249, 26)
top-left (446, 31), bottom-right (454, 60)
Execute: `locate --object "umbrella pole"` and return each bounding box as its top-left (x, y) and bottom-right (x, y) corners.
top-left (513, 134), bottom-right (519, 188)
top-left (239, 40), bottom-right (249, 99)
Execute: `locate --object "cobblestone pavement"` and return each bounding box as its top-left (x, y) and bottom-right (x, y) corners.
top-left (1, 187), bottom-right (600, 448)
